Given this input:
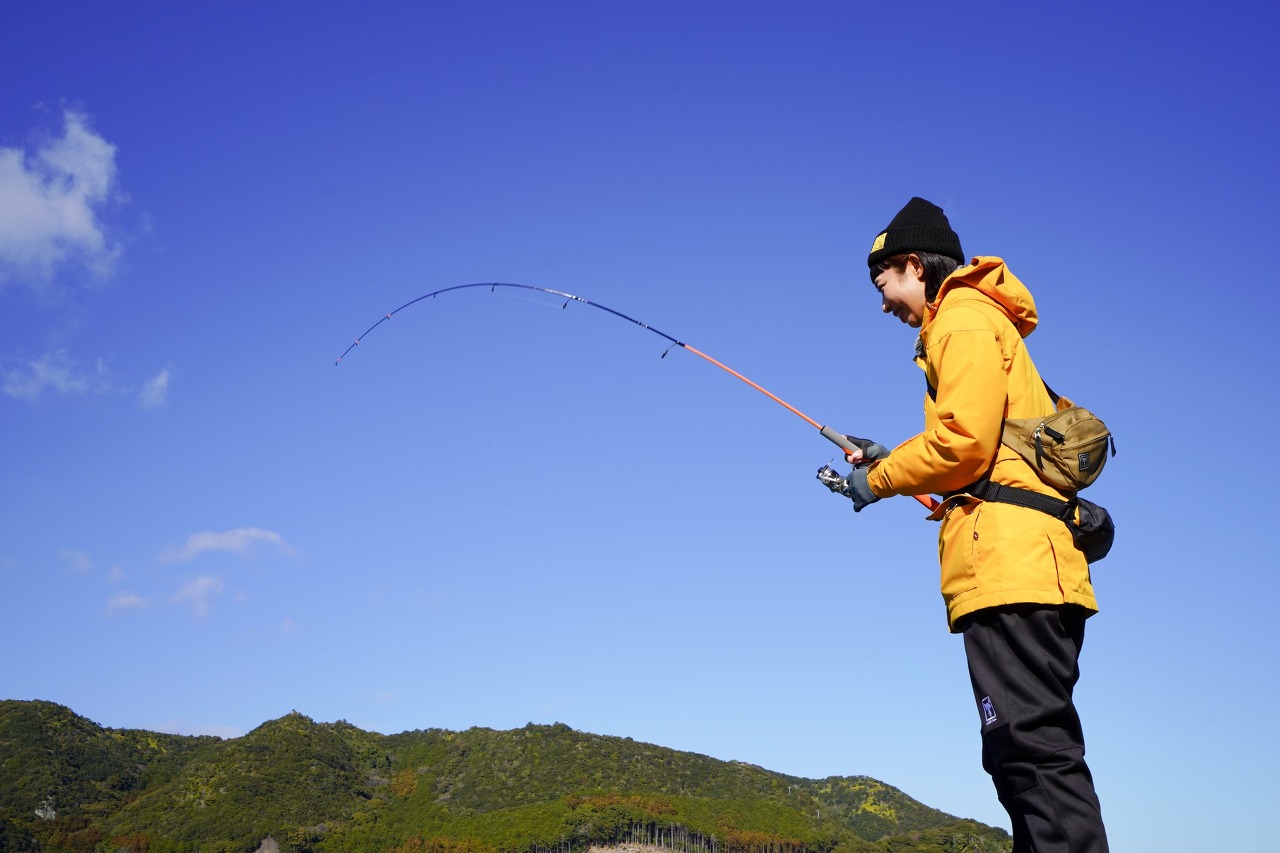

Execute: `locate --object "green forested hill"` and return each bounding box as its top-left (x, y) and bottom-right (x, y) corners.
top-left (0, 700), bottom-right (1009, 853)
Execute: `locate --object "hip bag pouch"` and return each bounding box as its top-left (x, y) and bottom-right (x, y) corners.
top-left (1001, 395), bottom-right (1115, 492)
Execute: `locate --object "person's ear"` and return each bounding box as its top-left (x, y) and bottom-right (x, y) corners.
top-left (906, 253), bottom-right (927, 283)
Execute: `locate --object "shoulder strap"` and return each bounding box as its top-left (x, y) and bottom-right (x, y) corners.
top-left (917, 327), bottom-right (1056, 406)
top-left (927, 374), bottom-right (1057, 406)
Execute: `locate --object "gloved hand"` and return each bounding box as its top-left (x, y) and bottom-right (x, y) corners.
top-left (843, 435), bottom-right (889, 464)
top-left (815, 464), bottom-right (881, 512)
top-left (844, 465), bottom-right (881, 512)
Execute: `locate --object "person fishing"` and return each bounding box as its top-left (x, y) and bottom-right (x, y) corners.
top-left (822, 198), bottom-right (1109, 852)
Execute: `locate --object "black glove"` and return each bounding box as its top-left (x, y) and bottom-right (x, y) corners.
top-left (845, 466), bottom-right (881, 512)
top-left (843, 435), bottom-right (889, 463)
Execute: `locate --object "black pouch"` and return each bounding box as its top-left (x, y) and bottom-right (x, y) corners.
top-left (1068, 497), bottom-right (1115, 563)
top-left (950, 480), bottom-right (1116, 564)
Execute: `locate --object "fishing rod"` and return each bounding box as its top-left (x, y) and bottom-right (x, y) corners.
top-left (336, 282), bottom-right (939, 511)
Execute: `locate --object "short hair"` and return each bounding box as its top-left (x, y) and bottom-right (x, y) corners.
top-left (870, 252), bottom-right (962, 303)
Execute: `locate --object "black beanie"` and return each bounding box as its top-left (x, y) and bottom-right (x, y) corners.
top-left (867, 197), bottom-right (965, 269)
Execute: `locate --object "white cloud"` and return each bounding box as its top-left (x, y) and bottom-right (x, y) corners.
top-left (161, 527), bottom-right (295, 564)
top-left (138, 366), bottom-right (171, 409)
top-left (2, 349), bottom-right (111, 401)
top-left (0, 110), bottom-right (123, 286)
top-left (58, 548), bottom-right (92, 573)
top-left (171, 575), bottom-right (223, 617)
top-left (106, 592), bottom-right (148, 613)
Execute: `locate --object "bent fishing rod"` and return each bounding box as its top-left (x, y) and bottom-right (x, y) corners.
top-left (336, 282), bottom-right (940, 512)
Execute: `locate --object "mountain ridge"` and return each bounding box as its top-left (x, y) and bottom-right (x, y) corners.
top-left (0, 699), bottom-right (1010, 853)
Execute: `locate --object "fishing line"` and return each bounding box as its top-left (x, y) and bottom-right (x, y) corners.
top-left (337, 282), bottom-right (938, 511)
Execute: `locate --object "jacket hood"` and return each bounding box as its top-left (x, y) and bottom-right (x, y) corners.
top-left (925, 256), bottom-right (1038, 338)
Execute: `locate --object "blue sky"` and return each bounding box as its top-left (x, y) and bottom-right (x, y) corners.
top-left (2, 2), bottom-right (1277, 850)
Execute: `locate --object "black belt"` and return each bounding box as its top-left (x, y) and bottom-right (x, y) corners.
top-left (945, 478), bottom-right (1078, 522)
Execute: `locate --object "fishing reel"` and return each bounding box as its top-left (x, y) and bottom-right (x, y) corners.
top-left (816, 463), bottom-right (851, 495)
top-left (816, 432), bottom-right (884, 496)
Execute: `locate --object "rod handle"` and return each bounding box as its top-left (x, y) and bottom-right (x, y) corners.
top-left (820, 425), bottom-right (939, 512)
top-left (820, 425), bottom-right (859, 456)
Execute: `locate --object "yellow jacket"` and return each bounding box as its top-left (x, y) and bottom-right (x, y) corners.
top-left (865, 257), bottom-right (1098, 630)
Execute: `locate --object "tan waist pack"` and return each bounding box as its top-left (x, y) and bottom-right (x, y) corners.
top-left (1001, 391), bottom-right (1115, 492)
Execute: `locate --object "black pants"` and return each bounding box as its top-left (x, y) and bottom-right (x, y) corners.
top-left (960, 605), bottom-right (1108, 853)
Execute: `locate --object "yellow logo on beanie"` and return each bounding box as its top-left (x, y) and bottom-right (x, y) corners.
top-left (871, 232), bottom-right (886, 253)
